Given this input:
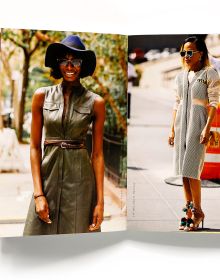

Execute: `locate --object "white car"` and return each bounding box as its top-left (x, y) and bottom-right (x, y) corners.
top-left (144, 49), bottom-right (161, 61)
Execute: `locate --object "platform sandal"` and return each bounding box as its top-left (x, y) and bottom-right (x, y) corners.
top-left (184, 207), bottom-right (205, 231)
top-left (183, 218), bottom-right (194, 231)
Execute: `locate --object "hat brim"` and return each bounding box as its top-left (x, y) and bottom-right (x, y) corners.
top-left (45, 43), bottom-right (96, 77)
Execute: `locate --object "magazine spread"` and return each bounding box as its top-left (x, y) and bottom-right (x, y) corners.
top-left (1, 30), bottom-right (220, 237)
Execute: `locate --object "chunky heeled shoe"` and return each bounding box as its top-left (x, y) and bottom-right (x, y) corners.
top-left (178, 201), bottom-right (193, 230)
top-left (179, 217), bottom-right (187, 230)
top-left (183, 218), bottom-right (194, 231)
top-left (192, 207), bottom-right (205, 230)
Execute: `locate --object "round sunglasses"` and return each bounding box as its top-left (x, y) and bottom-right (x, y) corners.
top-left (57, 58), bottom-right (82, 67)
top-left (180, 50), bottom-right (200, 58)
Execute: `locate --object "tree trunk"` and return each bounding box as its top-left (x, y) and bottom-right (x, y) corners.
top-left (0, 83), bottom-right (3, 130)
top-left (17, 52), bottom-right (30, 142)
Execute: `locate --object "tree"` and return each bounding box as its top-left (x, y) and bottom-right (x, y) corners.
top-left (0, 77), bottom-right (3, 130)
top-left (1, 29), bottom-right (64, 142)
top-left (76, 32), bottom-right (127, 136)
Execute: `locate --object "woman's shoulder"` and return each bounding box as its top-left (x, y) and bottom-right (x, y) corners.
top-left (34, 84), bottom-right (58, 95)
top-left (34, 84), bottom-right (61, 103)
top-left (175, 71), bottom-right (184, 83)
top-left (206, 65), bottom-right (219, 75)
top-left (93, 95), bottom-right (104, 107)
top-left (33, 84), bottom-right (60, 107)
top-left (176, 69), bottom-right (186, 78)
top-left (32, 87), bottom-right (46, 104)
top-left (83, 90), bottom-right (104, 114)
top-left (85, 89), bottom-right (100, 99)
top-left (206, 66), bottom-right (220, 82)
top-left (84, 89), bottom-right (104, 103)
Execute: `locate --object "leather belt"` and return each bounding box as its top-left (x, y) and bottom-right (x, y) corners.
top-left (44, 139), bottom-right (86, 149)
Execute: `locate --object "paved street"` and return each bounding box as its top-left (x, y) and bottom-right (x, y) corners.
top-left (127, 85), bottom-right (220, 232)
top-left (0, 144), bottom-right (126, 237)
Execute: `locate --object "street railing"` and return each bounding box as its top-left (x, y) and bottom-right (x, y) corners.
top-left (86, 130), bottom-right (127, 188)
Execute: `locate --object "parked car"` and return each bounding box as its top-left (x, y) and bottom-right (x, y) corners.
top-left (129, 48), bottom-right (147, 64)
top-left (144, 49), bottom-right (161, 61)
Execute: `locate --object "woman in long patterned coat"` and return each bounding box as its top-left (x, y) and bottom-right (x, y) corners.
top-left (168, 36), bottom-right (220, 231)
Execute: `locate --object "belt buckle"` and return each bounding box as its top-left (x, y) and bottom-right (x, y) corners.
top-left (61, 142), bottom-right (67, 149)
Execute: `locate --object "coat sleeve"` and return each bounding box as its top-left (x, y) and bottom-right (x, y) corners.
top-left (173, 75), bottom-right (180, 111)
top-left (207, 67), bottom-right (220, 108)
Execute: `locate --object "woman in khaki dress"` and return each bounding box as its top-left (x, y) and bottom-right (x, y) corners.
top-left (168, 36), bottom-right (220, 231)
top-left (23, 35), bottom-right (105, 235)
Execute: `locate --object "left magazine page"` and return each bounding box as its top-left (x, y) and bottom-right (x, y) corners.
top-left (0, 27), bottom-right (127, 237)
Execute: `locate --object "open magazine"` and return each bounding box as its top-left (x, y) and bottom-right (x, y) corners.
top-left (0, 29), bottom-right (220, 237)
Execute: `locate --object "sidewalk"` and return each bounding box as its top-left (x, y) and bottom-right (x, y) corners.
top-left (128, 85), bottom-right (220, 233)
top-left (0, 144), bottom-right (126, 237)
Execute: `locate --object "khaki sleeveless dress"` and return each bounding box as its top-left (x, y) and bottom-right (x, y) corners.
top-left (23, 84), bottom-right (99, 235)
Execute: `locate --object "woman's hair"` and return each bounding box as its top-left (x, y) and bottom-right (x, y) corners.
top-left (50, 51), bottom-right (85, 79)
top-left (50, 64), bottom-right (62, 80)
top-left (180, 36), bottom-right (210, 68)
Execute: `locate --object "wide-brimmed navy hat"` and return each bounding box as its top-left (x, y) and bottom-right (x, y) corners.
top-left (45, 35), bottom-right (96, 78)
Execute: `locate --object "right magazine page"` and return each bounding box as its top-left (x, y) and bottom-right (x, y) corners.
top-left (127, 34), bottom-right (220, 232)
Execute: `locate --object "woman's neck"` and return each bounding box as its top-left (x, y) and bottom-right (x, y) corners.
top-left (188, 62), bottom-right (203, 72)
top-left (61, 80), bottom-right (82, 94)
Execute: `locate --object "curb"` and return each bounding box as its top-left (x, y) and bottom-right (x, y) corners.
top-left (104, 177), bottom-right (126, 211)
top-left (0, 218), bottom-right (25, 224)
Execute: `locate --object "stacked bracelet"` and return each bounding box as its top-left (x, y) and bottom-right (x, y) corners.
top-left (34, 194), bottom-right (45, 199)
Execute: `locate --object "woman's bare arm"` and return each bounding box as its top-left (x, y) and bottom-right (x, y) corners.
top-left (169, 76), bottom-right (179, 146)
top-left (89, 96), bottom-right (105, 231)
top-left (168, 110), bottom-right (177, 146)
top-left (30, 91), bottom-right (44, 196)
top-left (30, 91), bottom-right (51, 224)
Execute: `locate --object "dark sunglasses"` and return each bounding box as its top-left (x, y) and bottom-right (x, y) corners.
top-left (57, 58), bottom-right (82, 67)
top-left (180, 50), bottom-right (200, 58)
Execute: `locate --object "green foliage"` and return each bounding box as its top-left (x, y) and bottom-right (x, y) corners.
top-left (1, 29), bottom-right (127, 136)
top-left (25, 67), bottom-right (53, 113)
top-left (78, 33), bottom-right (127, 136)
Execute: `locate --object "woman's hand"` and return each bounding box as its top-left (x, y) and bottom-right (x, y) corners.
top-left (168, 131), bottom-right (175, 146)
top-left (35, 196), bottom-right (52, 224)
top-left (200, 126), bottom-right (211, 144)
top-left (89, 204), bottom-right (104, 231)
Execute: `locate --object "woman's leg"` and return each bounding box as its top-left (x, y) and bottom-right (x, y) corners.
top-left (183, 177), bottom-right (193, 203)
top-left (179, 177), bottom-right (193, 230)
top-left (183, 177), bottom-right (193, 219)
top-left (188, 178), bottom-right (204, 228)
top-left (189, 178), bottom-right (201, 209)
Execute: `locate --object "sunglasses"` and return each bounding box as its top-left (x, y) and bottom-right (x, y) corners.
top-left (57, 58), bottom-right (82, 67)
top-left (180, 50), bottom-right (200, 58)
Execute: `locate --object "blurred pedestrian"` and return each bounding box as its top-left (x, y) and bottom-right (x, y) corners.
top-left (209, 55), bottom-right (220, 73)
top-left (128, 62), bottom-right (137, 119)
top-left (168, 36), bottom-right (220, 231)
top-left (23, 35), bottom-right (105, 235)
top-left (0, 116), bottom-right (24, 172)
